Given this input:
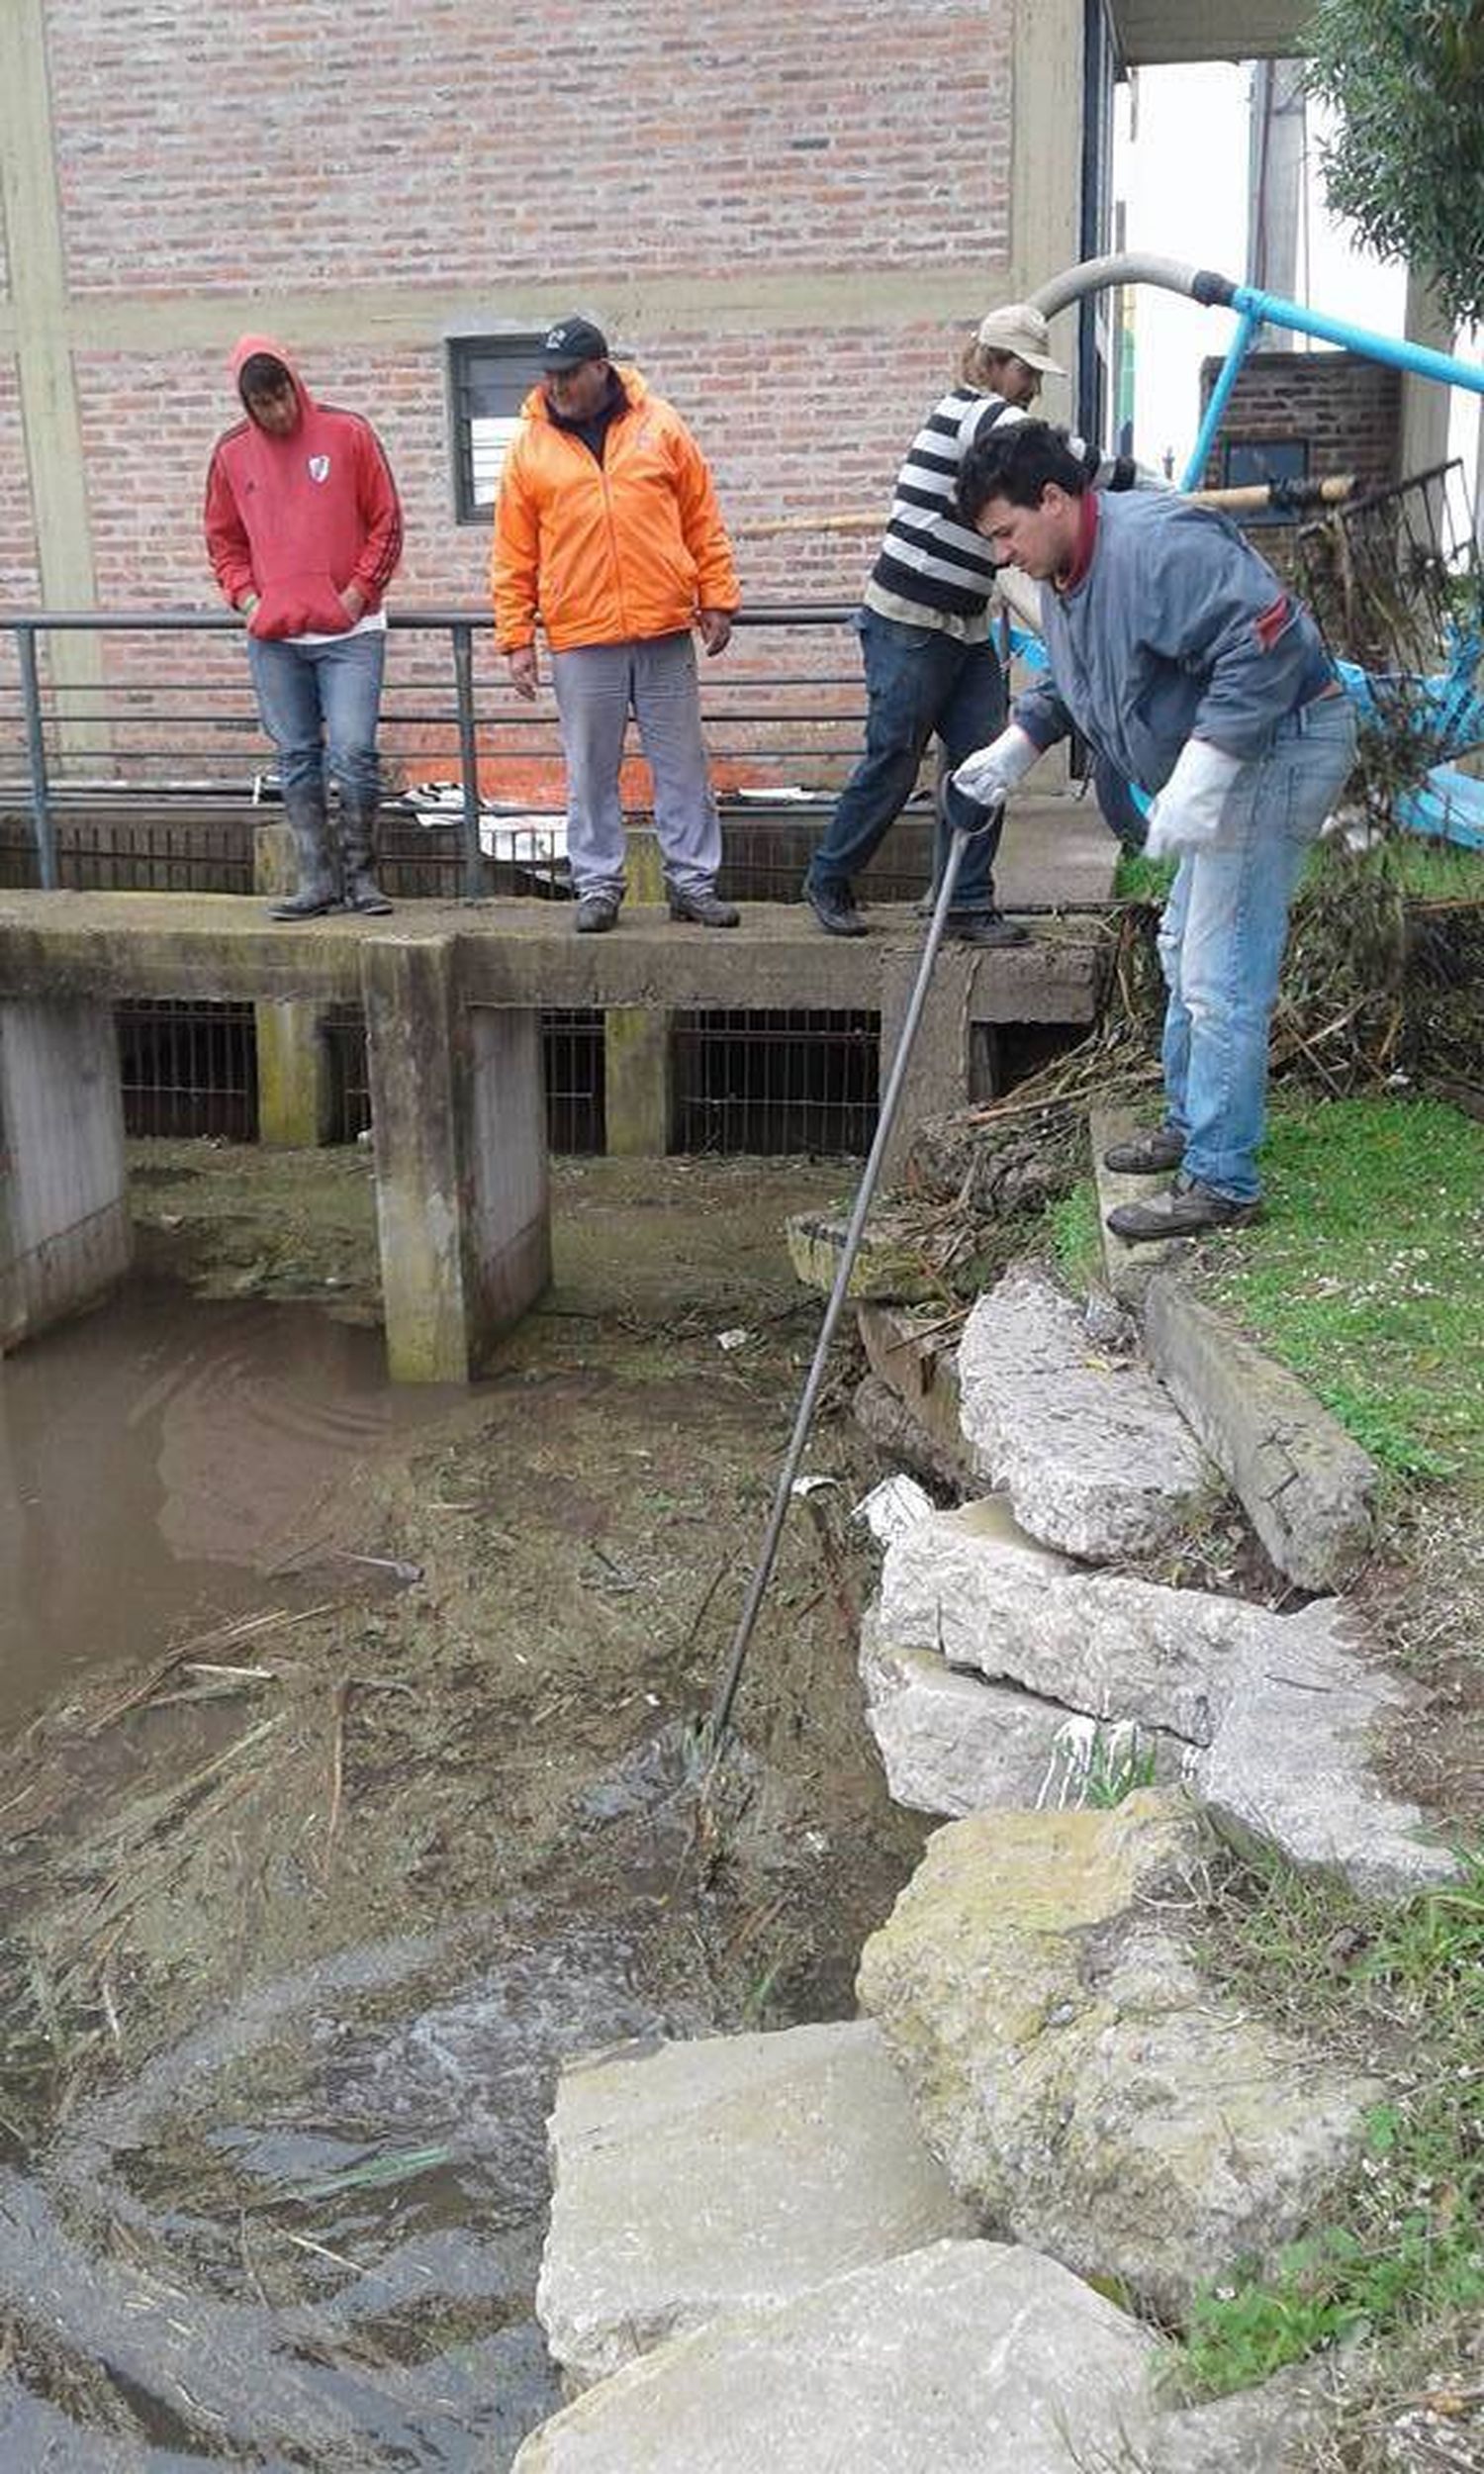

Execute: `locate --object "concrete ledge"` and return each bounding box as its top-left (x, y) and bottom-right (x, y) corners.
top-left (1142, 1276), bottom-right (1379, 1591)
top-left (0, 889), bottom-right (1105, 1025)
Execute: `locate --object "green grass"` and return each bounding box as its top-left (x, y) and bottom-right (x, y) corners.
top-left (1044, 1179), bottom-right (1102, 1292)
top-left (1178, 1852), bottom-right (1484, 2399)
top-left (1202, 1095), bottom-right (1484, 1485)
top-left (1112, 832), bottom-right (1484, 911)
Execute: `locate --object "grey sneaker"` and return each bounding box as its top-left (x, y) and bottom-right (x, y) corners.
top-left (1105, 1178), bottom-right (1262, 1242)
top-left (947, 908), bottom-right (1029, 948)
top-left (803, 877), bottom-right (868, 937)
top-left (574, 892), bottom-right (621, 934)
top-left (1102, 1126), bottom-right (1186, 1175)
top-left (668, 884), bottom-right (740, 927)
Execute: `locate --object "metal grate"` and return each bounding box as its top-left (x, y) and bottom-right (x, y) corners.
top-left (543, 1009), bottom-right (605, 1154)
top-left (714, 799), bottom-right (936, 904)
top-left (115, 999), bottom-right (257, 1139)
top-left (321, 1004), bottom-right (604, 1155)
top-left (671, 1009), bottom-right (879, 1157)
top-left (323, 1003), bottom-right (371, 1146)
top-left (1, 809), bottom-right (255, 893)
top-left (1297, 458), bottom-right (1476, 675)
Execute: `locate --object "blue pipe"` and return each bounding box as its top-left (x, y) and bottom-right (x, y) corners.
top-left (1180, 310), bottom-right (1259, 493)
top-left (1226, 282), bottom-right (1484, 398)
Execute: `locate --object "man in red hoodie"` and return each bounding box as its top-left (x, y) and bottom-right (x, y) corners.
top-left (204, 339), bottom-right (404, 917)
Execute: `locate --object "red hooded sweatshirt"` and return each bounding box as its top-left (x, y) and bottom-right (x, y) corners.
top-left (203, 335), bottom-right (403, 640)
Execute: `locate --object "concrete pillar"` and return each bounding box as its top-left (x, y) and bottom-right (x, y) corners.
top-left (626, 822), bottom-right (666, 905)
top-left (360, 933), bottom-right (550, 1382)
top-left (253, 817), bottom-right (332, 1145)
top-left (1401, 269), bottom-right (1453, 485)
top-left (602, 825), bottom-right (672, 1153)
top-left (876, 944), bottom-right (978, 1180)
top-left (255, 1001), bottom-right (333, 1147)
top-left (0, 998), bottom-right (131, 1353)
top-left (0, 1), bottom-right (107, 760)
top-left (605, 1006), bottom-right (671, 1155)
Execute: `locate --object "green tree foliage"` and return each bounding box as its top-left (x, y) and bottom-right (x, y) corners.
top-left (1306, 0), bottom-right (1484, 329)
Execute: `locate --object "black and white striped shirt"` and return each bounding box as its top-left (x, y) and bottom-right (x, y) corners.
top-left (865, 388), bottom-right (1129, 639)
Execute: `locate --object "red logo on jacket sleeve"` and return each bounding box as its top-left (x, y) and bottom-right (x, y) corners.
top-left (1253, 594), bottom-right (1290, 652)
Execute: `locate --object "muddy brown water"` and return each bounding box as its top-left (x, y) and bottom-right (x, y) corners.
top-left (0, 1155), bottom-right (924, 2471)
top-left (0, 1283), bottom-right (454, 1735)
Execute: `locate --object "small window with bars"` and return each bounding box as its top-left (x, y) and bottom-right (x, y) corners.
top-left (448, 335), bottom-right (544, 523)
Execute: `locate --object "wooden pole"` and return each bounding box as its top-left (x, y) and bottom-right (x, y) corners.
top-left (733, 474), bottom-right (1356, 537)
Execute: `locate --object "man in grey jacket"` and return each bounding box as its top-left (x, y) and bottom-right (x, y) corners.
top-left (952, 421), bottom-right (1355, 1240)
top-left (802, 305), bottom-right (1140, 947)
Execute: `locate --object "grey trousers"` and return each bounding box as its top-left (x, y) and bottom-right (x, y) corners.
top-left (549, 629), bottom-right (722, 900)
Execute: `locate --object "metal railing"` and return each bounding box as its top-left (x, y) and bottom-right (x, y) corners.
top-left (0, 604), bottom-right (881, 900)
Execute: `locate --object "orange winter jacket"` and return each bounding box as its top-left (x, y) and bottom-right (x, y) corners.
top-left (490, 368), bottom-right (739, 654)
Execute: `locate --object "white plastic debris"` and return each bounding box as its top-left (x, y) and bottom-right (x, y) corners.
top-left (851, 1474), bottom-right (935, 1546)
top-left (716, 1328), bottom-right (754, 1352)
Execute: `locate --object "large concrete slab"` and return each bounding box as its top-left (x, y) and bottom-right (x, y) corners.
top-left (536, 2021), bottom-right (972, 2391)
top-left (513, 2239), bottom-right (1164, 2474)
top-left (957, 1262), bottom-right (1214, 1558)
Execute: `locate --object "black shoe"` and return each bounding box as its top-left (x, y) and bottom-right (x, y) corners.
top-left (947, 908), bottom-right (1029, 948)
top-left (268, 886), bottom-right (340, 920)
top-left (343, 872), bottom-right (394, 916)
top-left (574, 892), bottom-right (621, 934)
top-left (1102, 1126), bottom-right (1186, 1176)
top-left (668, 885), bottom-right (740, 927)
top-left (1105, 1177), bottom-right (1262, 1242)
top-left (803, 877), bottom-right (868, 937)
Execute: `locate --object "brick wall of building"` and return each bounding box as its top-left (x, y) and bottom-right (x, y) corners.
top-left (46, 0), bottom-right (1012, 294)
top-left (1199, 349), bottom-right (1403, 501)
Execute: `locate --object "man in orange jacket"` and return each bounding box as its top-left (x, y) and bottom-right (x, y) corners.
top-left (491, 317), bottom-right (741, 932)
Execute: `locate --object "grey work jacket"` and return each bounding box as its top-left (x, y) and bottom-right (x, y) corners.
top-left (1015, 491), bottom-right (1334, 794)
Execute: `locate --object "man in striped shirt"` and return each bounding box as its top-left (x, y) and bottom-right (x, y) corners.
top-left (803, 304), bottom-right (1127, 944)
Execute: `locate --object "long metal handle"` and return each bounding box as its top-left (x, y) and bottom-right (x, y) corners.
top-left (707, 815), bottom-right (994, 1744)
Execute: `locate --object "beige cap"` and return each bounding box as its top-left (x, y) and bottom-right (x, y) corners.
top-left (974, 302), bottom-right (1066, 375)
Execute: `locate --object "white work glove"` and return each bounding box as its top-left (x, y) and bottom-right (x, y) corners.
top-left (951, 724), bottom-right (1040, 807)
top-left (1144, 738), bottom-right (1244, 859)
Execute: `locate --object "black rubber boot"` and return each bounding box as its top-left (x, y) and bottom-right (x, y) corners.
top-left (339, 794), bottom-right (394, 915)
top-left (269, 786), bottom-right (340, 919)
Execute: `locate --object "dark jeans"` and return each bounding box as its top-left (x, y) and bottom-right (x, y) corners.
top-left (805, 608), bottom-right (1008, 911)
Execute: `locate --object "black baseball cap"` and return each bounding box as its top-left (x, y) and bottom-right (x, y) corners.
top-left (540, 316), bottom-right (609, 372)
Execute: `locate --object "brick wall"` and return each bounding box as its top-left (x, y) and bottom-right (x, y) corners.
top-left (45, 0), bottom-right (1012, 293)
top-left (1199, 349), bottom-right (1402, 501)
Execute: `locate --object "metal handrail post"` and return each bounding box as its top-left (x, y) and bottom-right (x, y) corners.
top-left (16, 623), bottom-right (56, 891)
top-left (451, 621), bottom-right (482, 901)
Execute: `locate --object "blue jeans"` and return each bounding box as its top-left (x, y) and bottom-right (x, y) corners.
top-left (805, 609), bottom-right (1008, 911)
top-left (1159, 693), bottom-right (1357, 1201)
top-left (246, 627), bottom-right (386, 809)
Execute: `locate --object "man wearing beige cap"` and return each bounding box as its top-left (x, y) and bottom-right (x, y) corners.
top-left (803, 303), bottom-right (1135, 942)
